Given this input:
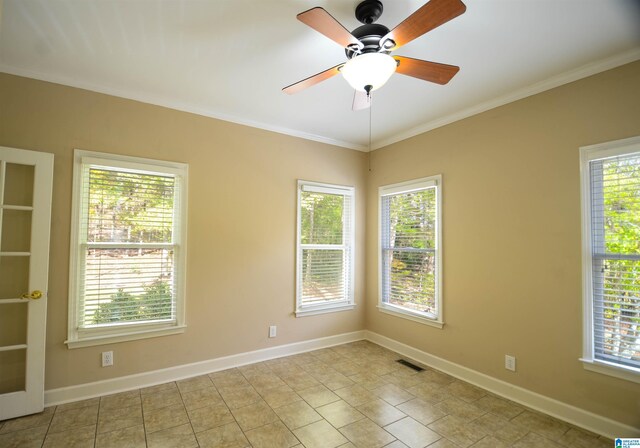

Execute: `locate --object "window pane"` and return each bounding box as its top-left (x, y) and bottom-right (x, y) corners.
top-left (3, 163), bottom-right (34, 207)
top-left (385, 249), bottom-right (436, 316)
top-left (1, 209), bottom-right (31, 252)
top-left (590, 151), bottom-right (640, 370)
top-left (381, 181), bottom-right (439, 320)
top-left (0, 349), bottom-right (26, 394)
top-left (301, 249), bottom-right (345, 305)
top-left (387, 189), bottom-right (436, 250)
top-left (602, 155), bottom-right (640, 255)
top-left (81, 248), bottom-right (175, 327)
top-left (87, 168), bottom-right (175, 244)
top-left (593, 258), bottom-right (640, 368)
top-left (300, 192), bottom-right (344, 245)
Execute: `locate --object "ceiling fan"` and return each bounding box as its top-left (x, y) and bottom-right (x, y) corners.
top-left (283, 0), bottom-right (466, 111)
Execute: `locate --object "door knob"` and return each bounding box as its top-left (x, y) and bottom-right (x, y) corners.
top-left (22, 290), bottom-right (43, 300)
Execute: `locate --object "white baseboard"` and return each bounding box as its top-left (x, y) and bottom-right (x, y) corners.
top-left (44, 330), bottom-right (366, 406)
top-left (45, 328), bottom-right (638, 439)
top-left (364, 330), bottom-right (639, 439)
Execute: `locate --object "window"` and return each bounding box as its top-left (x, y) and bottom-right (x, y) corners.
top-left (67, 150), bottom-right (188, 348)
top-left (296, 180), bottom-right (354, 316)
top-left (379, 176), bottom-right (442, 327)
top-left (581, 136), bottom-right (640, 382)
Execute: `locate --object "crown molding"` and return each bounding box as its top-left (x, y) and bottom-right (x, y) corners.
top-left (373, 48), bottom-right (640, 150)
top-left (0, 64), bottom-right (368, 152)
top-left (2, 47), bottom-right (638, 153)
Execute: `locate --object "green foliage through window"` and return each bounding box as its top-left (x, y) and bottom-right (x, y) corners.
top-left (88, 168), bottom-right (174, 244)
top-left (382, 186), bottom-right (438, 317)
top-left (93, 280), bottom-right (173, 324)
top-left (298, 185), bottom-right (352, 307)
top-left (80, 166), bottom-right (177, 328)
top-left (594, 154), bottom-right (640, 367)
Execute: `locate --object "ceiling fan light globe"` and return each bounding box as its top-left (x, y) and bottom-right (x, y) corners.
top-left (341, 53), bottom-right (396, 92)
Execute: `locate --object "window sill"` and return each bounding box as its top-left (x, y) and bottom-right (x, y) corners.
top-left (66, 325), bottom-right (186, 349)
top-left (580, 358), bottom-right (640, 384)
top-left (377, 304), bottom-right (443, 329)
top-left (296, 303), bottom-right (355, 317)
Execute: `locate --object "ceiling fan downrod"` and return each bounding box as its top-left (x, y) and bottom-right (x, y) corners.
top-left (355, 0), bottom-right (384, 24)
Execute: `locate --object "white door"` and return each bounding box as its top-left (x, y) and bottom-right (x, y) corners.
top-left (0, 146), bottom-right (53, 420)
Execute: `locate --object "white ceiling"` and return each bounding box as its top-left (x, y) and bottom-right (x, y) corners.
top-left (1, 0), bottom-right (639, 150)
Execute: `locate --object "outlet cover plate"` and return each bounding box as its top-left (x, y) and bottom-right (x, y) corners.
top-left (505, 354), bottom-right (516, 372)
top-left (102, 351), bottom-right (113, 367)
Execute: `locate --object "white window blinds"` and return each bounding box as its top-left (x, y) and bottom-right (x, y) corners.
top-left (77, 165), bottom-right (179, 328)
top-left (589, 152), bottom-right (640, 371)
top-left (296, 182), bottom-right (354, 313)
top-left (67, 150), bottom-right (190, 341)
top-left (380, 177), bottom-right (441, 322)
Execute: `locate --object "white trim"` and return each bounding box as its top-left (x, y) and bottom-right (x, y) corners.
top-left (378, 175), bottom-right (443, 324)
top-left (67, 149), bottom-right (189, 347)
top-left (65, 325), bottom-right (186, 349)
top-left (301, 183), bottom-right (355, 196)
top-left (376, 305), bottom-right (443, 329)
top-left (580, 358), bottom-right (640, 385)
top-left (379, 178), bottom-right (438, 197)
top-left (580, 136), bottom-right (640, 161)
top-left (0, 64), bottom-right (367, 152)
top-left (80, 156), bottom-right (185, 177)
top-left (373, 48), bottom-right (640, 150)
top-left (579, 141), bottom-right (596, 375)
top-left (44, 328), bottom-right (639, 438)
top-left (364, 331), bottom-right (640, 439)
top-left (45, 330), bottom-right (365, 406)
top-left (295, 303), bottom-right (356, 317)
top-left (3, 50), bottom-right (637, 153)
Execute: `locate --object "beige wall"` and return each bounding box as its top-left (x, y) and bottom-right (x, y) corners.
top-left (0, 73), bottom-right (367, 390)
top-left (1, 61), bottom-right (639, 428)
top-left (366, 61), bottom-right (640, 426)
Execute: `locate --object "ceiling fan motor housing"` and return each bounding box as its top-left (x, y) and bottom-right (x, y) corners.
top-left (345, 23), bottom-right (391, 59)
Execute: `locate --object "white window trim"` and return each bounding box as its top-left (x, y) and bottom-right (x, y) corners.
top-left (378, 175), bottom-right (443, 327)
top-left (295, 180), bottom-right (355, 317)
top-left (66, 149), bottom-right (188, 349)
top-left (579, 135), bottom-right (640, 383)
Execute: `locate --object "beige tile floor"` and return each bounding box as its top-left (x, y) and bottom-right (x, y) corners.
top-left (0, 341), bottom-right (613, 448)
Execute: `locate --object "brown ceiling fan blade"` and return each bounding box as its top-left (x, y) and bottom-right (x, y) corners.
top-left (352, 90), bottom-right (371, 111)
top-left (382, 0), bottom-right (466, 50)
top-left (297, 7), bottom-right (363, 49)
top-left (394, 56), bottom-right (459, 84)
top-left (282, 64), bottom-right (344, 95)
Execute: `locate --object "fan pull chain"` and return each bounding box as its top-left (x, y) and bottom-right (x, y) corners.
top-left (368, 91), bottom-right (372, 172)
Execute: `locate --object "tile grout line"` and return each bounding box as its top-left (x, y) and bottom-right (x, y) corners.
top-left (174, 381), bottom-right (200, 448)
top-left (94, 399), bottom-right (101, 448)
top-left (134, 389), bottom-right (148, 448)
top-left (40, 404), bottom-right (57, 448)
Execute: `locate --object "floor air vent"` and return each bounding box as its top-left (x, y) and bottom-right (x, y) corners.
top-left (396, 359), bottom-right (424, 372)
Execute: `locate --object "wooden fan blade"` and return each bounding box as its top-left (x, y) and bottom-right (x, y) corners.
top-left (297, 7), bottom-right (363, 49)
top-left (394, 56), bottom-right (459, 85)
top-left (382, 0), bottom-right (466, 50)
top-left (352, 90), bottom-right (371, 111)
top-left (282, 63), bottom-right (344, 95)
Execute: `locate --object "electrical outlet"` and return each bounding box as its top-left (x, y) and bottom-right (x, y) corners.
top-left (102, 351), bottom-right (113, 367)
top-left (269, 325), bottom-right (277, 338)
top-left (505, 354), bottom-right (516, 372)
